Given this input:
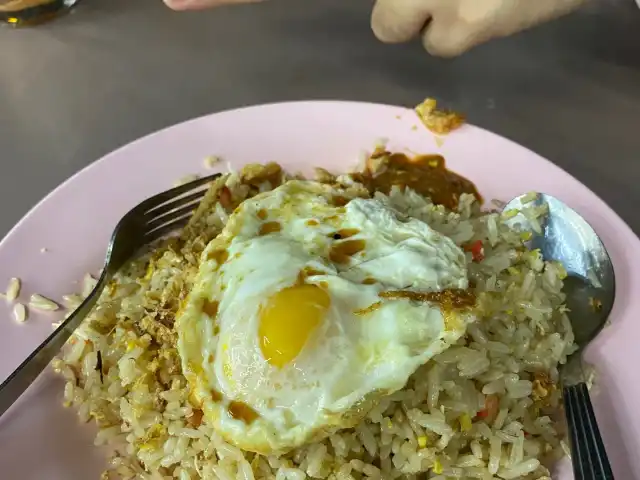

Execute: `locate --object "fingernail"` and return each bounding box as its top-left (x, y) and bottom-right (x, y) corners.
top-left (166, 0), bottom-right (261, 10)
top-left (165, 0), bottom-right (218, 11)
top-left (163, 0), bottom-right (188, 10)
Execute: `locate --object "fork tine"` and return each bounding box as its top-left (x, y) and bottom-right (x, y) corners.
top-left (144, 214), bottom-right (193, 243)
top-left (144, 189), bottom-right (206, 220)
top-left (146, 202), bottom-right (200, 232)
top-left (135, 173), bottom-right (222, 213)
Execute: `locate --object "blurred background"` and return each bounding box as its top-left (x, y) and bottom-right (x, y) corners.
top-left (1, 0), bottom-right (639, 234)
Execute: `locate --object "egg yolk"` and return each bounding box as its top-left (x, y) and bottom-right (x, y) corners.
top-left (259, 284), bottom-right (330, 367)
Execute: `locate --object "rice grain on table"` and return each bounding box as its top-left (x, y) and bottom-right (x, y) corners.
top-left (173, 174), bottom-right (200, 187)
top-left (82, 273), bottom-right (98, 297)
top-left (203, 155), bottom-right (221, 169)
top-left (28, 293), bottom-right (60, 311)
top-left (13, 302), bottom-right (26, 323)
top-left (62, 293), bottom-right (83, 310)
top-left (5, 277), bottom-right (20, 301)
top-left (53, 163), bottom-right (573, 480)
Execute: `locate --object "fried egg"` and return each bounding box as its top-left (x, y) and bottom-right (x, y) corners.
top-left (176, 180), bottom-right (475, 454)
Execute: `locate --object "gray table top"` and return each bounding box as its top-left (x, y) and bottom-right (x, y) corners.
top-left (1, 0), bottom-right (639, 238)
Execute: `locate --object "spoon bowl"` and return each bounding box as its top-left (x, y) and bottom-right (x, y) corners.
top-left (503, 193), bottom-right (615, 350)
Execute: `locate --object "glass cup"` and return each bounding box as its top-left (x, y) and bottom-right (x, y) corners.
top-left (0, 0), bottom-right (79, 26)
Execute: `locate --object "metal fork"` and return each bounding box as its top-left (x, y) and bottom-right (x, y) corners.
top-left (0, 173), bottom-right (221, 418)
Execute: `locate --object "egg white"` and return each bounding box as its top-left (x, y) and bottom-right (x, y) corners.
top-left (176, 180), bottom-right (475, 454)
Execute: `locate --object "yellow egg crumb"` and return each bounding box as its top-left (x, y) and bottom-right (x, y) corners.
top-left (459, 413), bottom-right (472, 432)
top-left (415, 98), bottom-right (465, 135)
top-left (432, 458), bottom-right (443, 474)
top-left (147, 358), bottom-right (160, 373)
top-left (502, 209), bottom-right (519, 219)
top-left (188, 390), bottom-right (201, 408)
top-left (556, 263), bottom-right (568, 280)
top-left (144, 262), bottom-right (154, 281)
top-left (520, 231), bottom-right (533, 241)
top-left (418, 436), bottom-right (428, 448)
top-left (107, 280), bottom-right (118, 296)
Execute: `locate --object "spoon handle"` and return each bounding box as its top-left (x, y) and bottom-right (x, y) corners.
top-left (563, 383), bottom-right (614, 480)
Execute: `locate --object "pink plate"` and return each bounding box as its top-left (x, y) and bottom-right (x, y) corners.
top-left (0, 101), bottom-right (638, 479)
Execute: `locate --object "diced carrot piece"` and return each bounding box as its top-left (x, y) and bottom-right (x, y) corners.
top-left (219, 186), bottom-right (232, 210)
top-left (464, 240), bottom-right (485, 262)
top-left (477, 394), bottom-right (499, 421)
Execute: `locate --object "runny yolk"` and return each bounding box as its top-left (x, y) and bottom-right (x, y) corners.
top-left (259, 284), bottom-right (330, 368)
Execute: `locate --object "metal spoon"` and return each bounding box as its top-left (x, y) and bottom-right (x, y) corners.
top-left (504, 193), bottom-right (615, 480)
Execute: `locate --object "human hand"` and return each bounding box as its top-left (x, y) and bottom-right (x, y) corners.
top-left (164, 0), bottom-right (260, 11)
top-left (371, 0), bottom-right (585, 57)
top-left (164, 0), bottom-right (586, 57)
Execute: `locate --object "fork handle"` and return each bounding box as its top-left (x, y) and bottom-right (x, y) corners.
top-left (563, 382), bottom-right (614, 480)
top-left (0, 277), bottom-right (104, 418)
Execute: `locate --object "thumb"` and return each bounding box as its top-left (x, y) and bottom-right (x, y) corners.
top-left (164, 0), bottom-right (262, 11)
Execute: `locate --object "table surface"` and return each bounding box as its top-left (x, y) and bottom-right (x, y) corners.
top-left (1, 0), bottom-right (639, 238)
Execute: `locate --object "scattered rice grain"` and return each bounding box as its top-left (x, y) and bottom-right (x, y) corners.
top-left (29, 293), bottom-right (60, 311)
top-left (173, 174), bottom-right (200, 187)
top-left (203, 155), bottom-right (221, 168)
top-left (13, 302), bottom-right (26, 323)
top-left (6, 277), bottom-right (20, 301)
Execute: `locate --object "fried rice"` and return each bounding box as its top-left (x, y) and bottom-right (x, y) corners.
top-left (52, 159), bottom-right (575, 480)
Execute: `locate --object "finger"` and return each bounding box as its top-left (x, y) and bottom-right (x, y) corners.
top-left (164, 0), bottom-right (261, 11)
top-left (422, 16), bottom-right (488, 58)
top-left (421, 0), bottom-right (586, 57)
top-left (371, 0), bottom-right (436, 43)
